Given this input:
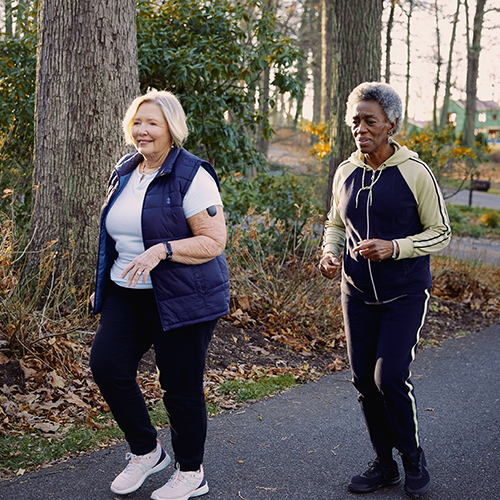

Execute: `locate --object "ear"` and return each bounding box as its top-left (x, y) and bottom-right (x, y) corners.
top-left (388, 119), bottom-right (398, 136)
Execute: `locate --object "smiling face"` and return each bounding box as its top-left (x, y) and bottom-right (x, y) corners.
top-left (351, 100), bottom-right (396, 167)
top-left (131, 102), bottom-right (172, 162)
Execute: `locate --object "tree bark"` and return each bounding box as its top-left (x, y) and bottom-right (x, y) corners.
top-left (403, 0), bottom-right (413, 131)
top-left (463, 0), bottom-right (487, 147)
top-left (327, 0), bottom-right (383, 210)
top-left (3, 0), bottom-right (13, 37)
top-left (320, 0), bottom-right (333, 123)
top-left (432, 0), bottom-right (442, 132)
top-left (384, 0), bottom-right (396, 83)
top-left (439, 0), bottom-right (461, 130)
top-left (31, 0), bottom-right (139, 280)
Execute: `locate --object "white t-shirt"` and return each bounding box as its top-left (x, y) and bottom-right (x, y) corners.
top-left (106, 165), bottom-right (223, 289)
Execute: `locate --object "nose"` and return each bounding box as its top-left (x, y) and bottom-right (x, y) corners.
top-left (355, 120), bottom-right (368, 134)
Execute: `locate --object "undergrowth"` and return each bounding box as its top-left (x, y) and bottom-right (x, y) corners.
top-left (1, 193), bottom-right (500, 477)
top-left (447, 204), bottom-right (500, 239)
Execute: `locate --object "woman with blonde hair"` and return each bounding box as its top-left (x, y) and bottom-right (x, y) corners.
top-left (90, 90), bottom-right (230, 500)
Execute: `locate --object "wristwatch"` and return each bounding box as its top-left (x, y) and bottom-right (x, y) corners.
top-left (164, 241), bottom-right (173, 260)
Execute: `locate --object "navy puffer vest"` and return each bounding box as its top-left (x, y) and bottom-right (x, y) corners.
top-left (93, 147), bottom-right (230, 331)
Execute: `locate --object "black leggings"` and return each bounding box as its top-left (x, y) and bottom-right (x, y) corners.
top-left (342, 289), bottom-right (430, 457)
top-left (90, 281), bottom-right (216, 471)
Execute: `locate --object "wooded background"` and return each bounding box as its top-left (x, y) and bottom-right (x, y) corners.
top-left (0, 0), bottom-right (499, 278)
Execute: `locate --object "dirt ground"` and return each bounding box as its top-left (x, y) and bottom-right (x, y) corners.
top-left (132, 295), bottom-right (499, 379)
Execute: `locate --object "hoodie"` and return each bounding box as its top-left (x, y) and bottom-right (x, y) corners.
top-left (323, 141), bottom-right (451, 303)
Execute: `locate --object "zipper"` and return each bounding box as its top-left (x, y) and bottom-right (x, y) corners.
top-left (365, 169), bottom-right (380, 302)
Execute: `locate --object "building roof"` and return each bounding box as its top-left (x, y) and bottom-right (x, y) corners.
top-left (407, 118), bottom-right (430, 129)
top-left (455, 99), bottom-right (500, 111)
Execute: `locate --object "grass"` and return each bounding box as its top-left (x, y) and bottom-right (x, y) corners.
top-left (0, 416), bottom-right (123, 474)
top-left (217, 373), bottom-right (298, 404)
top-left (0, 374), bottom-right (300, 475)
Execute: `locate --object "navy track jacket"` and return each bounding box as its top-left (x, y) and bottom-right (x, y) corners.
top-left (323, 141), bottom-right (451, 303)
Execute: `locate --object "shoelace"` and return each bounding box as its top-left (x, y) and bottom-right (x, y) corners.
top-left (364, 461), bottom-right (383, 477)
top-left (122, 452), bottom-right (144, 475)
top-left (167, 466), bottom-right (201, 488)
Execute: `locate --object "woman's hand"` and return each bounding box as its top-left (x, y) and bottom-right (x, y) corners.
top-left (353, 239), bottom-right (396, 262)
top-left (319, 252), bottom-right (341, 279)
top-left (122, 243), bottom-right (167, 287)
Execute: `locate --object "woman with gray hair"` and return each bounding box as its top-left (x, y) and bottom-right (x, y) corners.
top-left (320, 82), bottom-right (450, 496)
top-left (90, 90), bottom-right (230, 500)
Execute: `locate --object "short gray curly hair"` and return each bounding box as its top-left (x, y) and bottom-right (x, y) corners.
top-left (345, 82), bottom-right (403, 135)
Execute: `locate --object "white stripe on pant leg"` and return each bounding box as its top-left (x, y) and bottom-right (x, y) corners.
top-left (404, 288), bottom-right (431, 450)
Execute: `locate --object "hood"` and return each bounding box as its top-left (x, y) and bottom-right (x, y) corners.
top-left (348, 140), bottom-right (419, 170)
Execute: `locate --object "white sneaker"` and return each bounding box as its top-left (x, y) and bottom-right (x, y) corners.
top-left (151, 463), bottom-right (209, 500)
top-left (110, 440), bottom-right (171, 495)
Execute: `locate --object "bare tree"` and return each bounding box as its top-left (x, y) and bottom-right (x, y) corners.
top-left (384, 0), bottom-right (398, 83)
top-left (320, 0), bottom-right (333, 123)
top-left (439, 0), bottom-right (461, 130)
top-left (432, 0), bottom-right (442, 131)
top-left (463, 0), bottom-right (487, 147)
top-left (402, 0), bottom-right (414, 131)
top-left (30, 0), bottom-right (139, 278)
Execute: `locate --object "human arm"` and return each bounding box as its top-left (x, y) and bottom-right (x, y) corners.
top-left (393, 163), bottom-right (451, 260)
top-left (122, 205), bottom-right (226, 287)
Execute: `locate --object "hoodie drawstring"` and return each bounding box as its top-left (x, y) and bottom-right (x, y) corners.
top-left (355, 166), bottom-right (384, 209)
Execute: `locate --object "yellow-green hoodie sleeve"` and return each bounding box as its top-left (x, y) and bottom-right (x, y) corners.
top-left (322, 163), bottom-right (354, 257)
top-left (394, 159), bottom-right (451, 259)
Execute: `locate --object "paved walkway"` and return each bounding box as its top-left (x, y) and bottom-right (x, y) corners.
top-left (2, 324), bottom-right (499, 500)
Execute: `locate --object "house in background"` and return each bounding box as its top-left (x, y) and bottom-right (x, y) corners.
top-left (444, 99), bottom-right (500, 144)
top-left (406, 118), bottom-right (430, 134)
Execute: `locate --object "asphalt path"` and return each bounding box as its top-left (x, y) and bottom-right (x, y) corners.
top-left (2, 324), bottom-right (499, 500)
top-left (444, 188), bottom-right (500, 210)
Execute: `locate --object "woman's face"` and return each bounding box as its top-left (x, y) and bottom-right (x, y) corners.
top-left (350, 100), bottom-right (394, 156)
top-left (131, 102), bottom-right (172, 160)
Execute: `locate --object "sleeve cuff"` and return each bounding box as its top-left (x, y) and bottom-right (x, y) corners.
top-left (394, 238), bottom-right (413, 260)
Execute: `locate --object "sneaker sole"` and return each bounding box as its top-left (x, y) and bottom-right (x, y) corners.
top-left (110, 453), bottom-right (171, 495)
top-left (348, 475), bottom-right (401, 493)
top-left (405, 479), bottom-right (431, 498)
top-left (151, 481), bottom-right (209, 500)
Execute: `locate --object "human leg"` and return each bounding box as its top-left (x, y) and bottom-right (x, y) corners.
top-left (342, 293), bottom-right (396, 458)
top-left (151, 319), bottom-right (216, 500)
top-left (373, 290), bottom-right (431, 495)
top-left (90, 282), bottom-right (159, 454)
top-left (154, 319), bottom-right (217, 471)
top-left (90, 282), bottom-right (171, 493)
top-left (374, 289), bottom-right (430, 455)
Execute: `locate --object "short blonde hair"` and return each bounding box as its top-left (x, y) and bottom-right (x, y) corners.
top-left (122, 90), bottom-right (189, 147)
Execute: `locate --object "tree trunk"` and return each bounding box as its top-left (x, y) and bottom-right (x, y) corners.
top-left (256, 0), bottom-right (275, 157)
top-left (320, 0), bottom-right (333, 123)
top-left (31, 0), bottom-right (139, 280)
top-left (403, 0), bottom-right (414, 131)
top-left (3, 0), bottom-right (13, 37)
top-left (384, 0), bottom-right (396, 83)
top-left (432, 0), bottom-right (442, 132)
top-left (327, 0), bottom-right (383, 210)
top-left (439, 0), bottom-right (461, 130)
top-left (463, 0), bottom-right (486, 148)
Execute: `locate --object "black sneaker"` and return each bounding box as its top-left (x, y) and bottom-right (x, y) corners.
top-left (402, 447), bottom-right (431, 497)
top-left (348, 457), bottom-right (401, 493)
